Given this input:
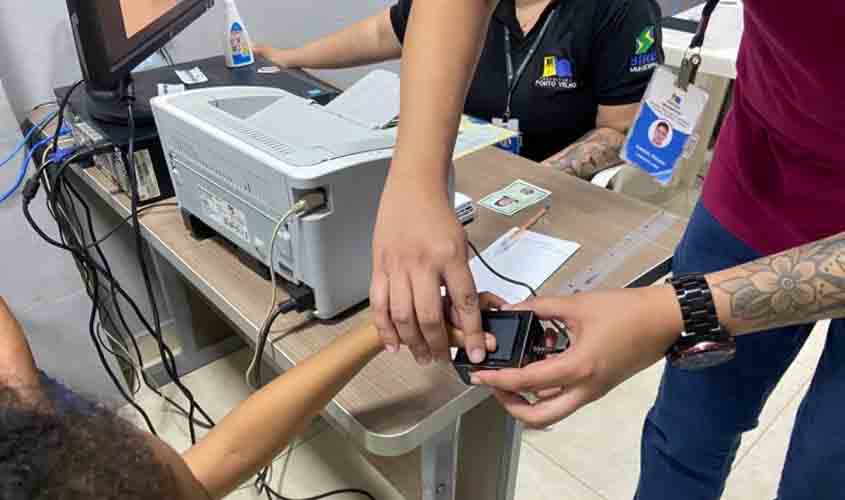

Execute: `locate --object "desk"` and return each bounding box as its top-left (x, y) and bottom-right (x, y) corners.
top-left (33, 103), bottom-right (684, 499)
top-left (611, 2), bottom-right (743, 217)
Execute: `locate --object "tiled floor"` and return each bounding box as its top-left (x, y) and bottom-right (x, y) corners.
top-left (123, 321), bottom-right (830, 499)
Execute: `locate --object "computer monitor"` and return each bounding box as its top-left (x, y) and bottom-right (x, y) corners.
top-left (66, 0), bottom-right (214, 124)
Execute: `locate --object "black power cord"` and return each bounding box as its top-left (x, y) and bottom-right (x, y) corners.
top-left (467, 239), bottom-right (569, 351)
top-left (23, 81), bottom-right (214, 437)
top-left (123, 90), bottom-right (213, 443)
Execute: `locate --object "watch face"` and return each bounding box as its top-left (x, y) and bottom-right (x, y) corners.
top-left (669, 339), bottom-right (737, 370)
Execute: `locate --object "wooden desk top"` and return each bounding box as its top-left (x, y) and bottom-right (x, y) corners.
top-left (68, 144), bottom-right (684, 456)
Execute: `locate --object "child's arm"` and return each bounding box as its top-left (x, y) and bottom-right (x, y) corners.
top-left (0, 298), bottom-right (40, 390)
top-left (183, 323), bottom-right (493, 499)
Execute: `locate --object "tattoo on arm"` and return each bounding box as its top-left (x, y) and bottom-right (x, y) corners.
top-left (545, 128), bottom-right (626, 180)
top-left (710, 233), bottom-right (845, 333)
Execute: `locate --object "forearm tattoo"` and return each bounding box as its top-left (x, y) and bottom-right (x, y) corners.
top-left (710, 233), bottom-right (845, 331)
top-left (546, 128), bottom-right (626, 180)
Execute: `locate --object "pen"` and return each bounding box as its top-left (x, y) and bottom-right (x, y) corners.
top-left (509, 204), bottom-right (549, 242)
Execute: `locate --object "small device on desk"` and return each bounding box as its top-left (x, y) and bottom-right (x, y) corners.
top-left (151, 86), bottom-right (406, 319)
top-left (453, 311), bottom-right (553, 385)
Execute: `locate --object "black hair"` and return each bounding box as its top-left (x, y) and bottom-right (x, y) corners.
top-left (0, 378), bottom-right (179, 500)
top-left (656, 122), bottom-right (670, 132)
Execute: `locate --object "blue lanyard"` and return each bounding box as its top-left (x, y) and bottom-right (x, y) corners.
top-left (503, 6), bottom-right (559, 120)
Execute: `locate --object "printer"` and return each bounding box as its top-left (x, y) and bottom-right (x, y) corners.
top-left (151, 85), bottom-right (399, 319)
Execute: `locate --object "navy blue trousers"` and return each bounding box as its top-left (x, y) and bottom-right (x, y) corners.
top-left (635, 202), bottom-right (845, 500)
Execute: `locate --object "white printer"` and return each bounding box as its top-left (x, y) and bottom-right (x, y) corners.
top-left (151, 85), bottom-right (399, 319)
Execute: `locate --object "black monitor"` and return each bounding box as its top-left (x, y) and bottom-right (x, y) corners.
top-left (66, 0), bottom-right (213, 124)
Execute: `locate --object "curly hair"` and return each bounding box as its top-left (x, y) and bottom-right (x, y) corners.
top-left (0, 376), bottom-right (178, 500)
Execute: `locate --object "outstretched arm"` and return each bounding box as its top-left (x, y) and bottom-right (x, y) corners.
top-left (472, 231), bottom-right (845, 428)
top-left (254, 10), bottom-right (401, 70)
top-left (183, 323), bottom-right (495, 499)
top-left (0, 298), bottom-right (39, 389)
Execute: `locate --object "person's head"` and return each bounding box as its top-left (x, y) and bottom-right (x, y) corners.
top-left (0, 379), bottom-right (210, 500)
top-left (653, 122), bottom-right (670, 146)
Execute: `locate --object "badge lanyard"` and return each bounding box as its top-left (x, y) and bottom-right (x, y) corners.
top-left (620, 0), bottom-right (720, 185)
top-left (677, 0), bottom-right (720, 90)
top-left (503, 6), bottom-right (560, 120)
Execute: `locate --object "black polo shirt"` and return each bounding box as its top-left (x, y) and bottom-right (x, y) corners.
top-left (390, 0), bottom-right (663, 161)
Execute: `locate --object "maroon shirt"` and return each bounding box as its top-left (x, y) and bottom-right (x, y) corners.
top-left (702, 1), bottom-right (845, 255)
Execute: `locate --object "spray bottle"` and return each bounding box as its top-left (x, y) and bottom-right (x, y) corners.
top-left (223, 0), bottom-right (255, 68)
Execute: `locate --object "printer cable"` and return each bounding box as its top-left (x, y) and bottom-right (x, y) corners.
top-left (246, 192), bottom-right (326, 390)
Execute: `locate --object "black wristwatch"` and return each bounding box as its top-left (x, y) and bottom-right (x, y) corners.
top-left (666, 273), bottom-right (736, 370)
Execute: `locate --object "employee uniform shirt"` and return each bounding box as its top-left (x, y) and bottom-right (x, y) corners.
top-left (390, 0), bottom-right (663, 161)
top-left (702, 0), bottom-right (845, 255)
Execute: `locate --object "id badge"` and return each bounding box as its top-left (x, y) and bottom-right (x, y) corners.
top-left (621, 66), bottom-right (709, 185)
top-left (493, 117), bottom-right (523, 155)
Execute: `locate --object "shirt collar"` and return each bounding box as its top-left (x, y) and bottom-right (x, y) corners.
top-left (494, 0), bottom-right (562, 40)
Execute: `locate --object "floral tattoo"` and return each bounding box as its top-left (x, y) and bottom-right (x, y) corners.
top-left (711, 235), bottom-right (845, 329)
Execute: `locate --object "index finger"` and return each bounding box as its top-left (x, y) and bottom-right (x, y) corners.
top-left (444, 262), bottom-right (484, 364)
top-left (471, 354), bottom-right (578, 393)
top-left (492, 388), bottom-right (589, 429)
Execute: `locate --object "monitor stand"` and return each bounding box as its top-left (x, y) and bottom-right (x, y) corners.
top-left (84, 84), bottom-right (155, 126)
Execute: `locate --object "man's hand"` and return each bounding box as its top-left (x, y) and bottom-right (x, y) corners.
top-left (370, 174), bottom-right (485, 365)
top-left (471, 287), bottom-right (683, 428)
top-left (253, 45), bottom-right (295, 68)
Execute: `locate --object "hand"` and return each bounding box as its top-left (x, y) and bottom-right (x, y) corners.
top-left (253, 45), bottom-right (295, 68)
top-left (471, 286), bottom-right (683, 428)
top-left (370, 171), bottom-right (485, 366)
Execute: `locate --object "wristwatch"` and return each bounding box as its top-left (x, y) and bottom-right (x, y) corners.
top-left (666, 273), bottom-right (736, 370)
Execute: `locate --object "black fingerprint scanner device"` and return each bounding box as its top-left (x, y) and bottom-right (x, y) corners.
top-left (453, 310), bottom-right (549, 385)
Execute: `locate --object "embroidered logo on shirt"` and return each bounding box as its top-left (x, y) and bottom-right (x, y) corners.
top-left (630, 25), bottom-right (660, 73)
top-left (535, 55), bottom-right (578, 89)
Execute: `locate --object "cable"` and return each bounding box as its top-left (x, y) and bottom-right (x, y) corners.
top-left (261, 485), bottom-right (376, 500)
top-left (123, 95), bottom-right (213, 443)
top-left (467, 239), bottom-right (569, 346)
top-left (0, 136), bottom-right (53, 203)
top-left (52, 81), bottom-right (85, 157)
top-left (95, 320), bottom-right (142, 395)
top-left (22, 148), bottom-right (210, 435)
top-left (245, 201), bottom-right (310, 390)
top-left (0, 111), bottom-right (57, 170)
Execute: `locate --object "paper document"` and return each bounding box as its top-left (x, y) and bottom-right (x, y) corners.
top-left (470, 229), bottom-right (580, 304)
top-left (325, 70), bottom-right (400, 129)
top-left (454, 115), bottom-right (520, 160)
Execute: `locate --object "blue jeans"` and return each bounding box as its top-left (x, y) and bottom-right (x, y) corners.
top-left (635, 203), bottom-right (845, 500)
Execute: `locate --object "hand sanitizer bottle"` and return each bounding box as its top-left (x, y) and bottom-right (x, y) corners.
top-left (223, 0), bottom-right (255, 68)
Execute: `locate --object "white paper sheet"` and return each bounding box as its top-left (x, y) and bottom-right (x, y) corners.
top-left (470, 229), bottom-right (581, 304)
top-left (325, 70), bottom-right (400, 129)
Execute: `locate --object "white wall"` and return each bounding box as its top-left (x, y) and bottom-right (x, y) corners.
top-left (0, 0), bottom-right (397, 119)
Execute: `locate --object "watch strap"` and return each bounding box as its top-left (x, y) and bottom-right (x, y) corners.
top-left (668, 273), bottom-right (726, 345)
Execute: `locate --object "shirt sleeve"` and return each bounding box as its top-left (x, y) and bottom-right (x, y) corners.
top-left (592, 0), bottom-right (664, 106)
top-left (389, 0), bottom-right (413, 45)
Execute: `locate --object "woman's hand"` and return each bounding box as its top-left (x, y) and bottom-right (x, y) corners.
top-left (471, 287), bottom-right (683, 428)
top-left (253, 45), bottom-right (296, 68)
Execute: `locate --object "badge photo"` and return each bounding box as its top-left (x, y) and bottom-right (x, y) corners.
top-left (621, 66), bottom-right (709, 185)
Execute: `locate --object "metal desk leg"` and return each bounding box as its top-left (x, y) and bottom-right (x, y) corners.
top-left (145, 249), bottom-right (244, 387)
top-left (422, 420), bottom-right (460, 500)
top-left (496, 415), bottom-right (523, 500)
top-left (456, 395), bottom-right (523, 500)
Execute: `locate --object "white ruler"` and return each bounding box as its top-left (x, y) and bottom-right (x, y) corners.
top-left (558, 211), bottom-right (679, 295)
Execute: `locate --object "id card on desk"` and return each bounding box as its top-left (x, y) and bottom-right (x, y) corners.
top-left (622, 66), bottom-right (709, 185)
